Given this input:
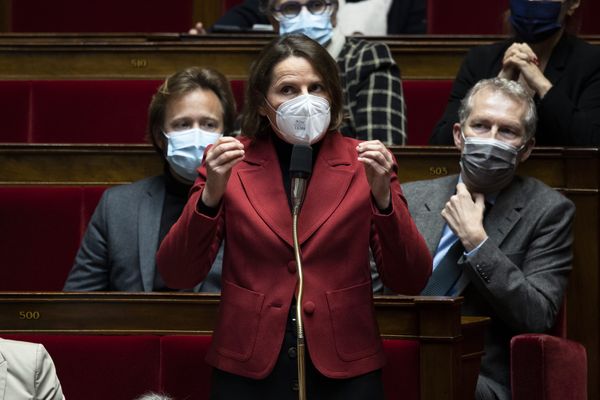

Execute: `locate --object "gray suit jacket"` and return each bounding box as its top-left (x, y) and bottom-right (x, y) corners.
top-left (401, 174), bottom-right (574, 400)
top-left (0, 338), bottom-right (65, 400)
top-left (64, 175), bottom-right (222, 292)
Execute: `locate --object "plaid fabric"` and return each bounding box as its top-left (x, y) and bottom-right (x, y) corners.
top-left (337, 37), bottom-right (406, 145)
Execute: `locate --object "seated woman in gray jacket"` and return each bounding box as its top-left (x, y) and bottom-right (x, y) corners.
top-left (64, 66), bottom-right (234, 292)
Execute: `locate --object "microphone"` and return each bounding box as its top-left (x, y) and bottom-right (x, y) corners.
top-left (289, 143), bottom-right (312, 400)
top-left (289, 144), bottom-right (313, 216)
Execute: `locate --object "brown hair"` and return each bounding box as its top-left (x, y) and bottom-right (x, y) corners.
top-left (240, 34), bottom-right (344, 140)
top-left (147, 66), bottom-right (236, 156)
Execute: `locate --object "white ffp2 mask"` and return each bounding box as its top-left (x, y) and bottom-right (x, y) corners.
top-left (268, 94), bottom-right (331, 145)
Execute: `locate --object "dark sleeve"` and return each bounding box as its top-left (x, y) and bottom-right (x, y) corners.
top-left (209, 0), bottom-right (268, 31)
top-left (429, 44), bottom-right (505, 145)
top-left (536, 42), bottom-right (600, 146)
top-left (387, 0), bottom-right (426, 34)
top-left (63, 192), bottom-right (111, 291)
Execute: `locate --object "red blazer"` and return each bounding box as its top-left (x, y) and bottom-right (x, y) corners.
top-left (157, 132), bottom-right (431, 379)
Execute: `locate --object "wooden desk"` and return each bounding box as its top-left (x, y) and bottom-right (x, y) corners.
top-left (0, 144), bottom-right (597, 398)
top-left (0, 34), bottom-right (598, 80)
top-left (0, 292), bottom-right (487, 400)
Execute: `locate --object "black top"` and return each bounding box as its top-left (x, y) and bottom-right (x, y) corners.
top-left (154, 167), bottom-right (192, 290)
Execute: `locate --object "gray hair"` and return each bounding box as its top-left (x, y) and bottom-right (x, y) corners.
top-left (458, 77), bottom-right (537, 142)
top-left (259, 0), bottom-right (339, 15)
top-left (133, 393), bottom-right (173, 400)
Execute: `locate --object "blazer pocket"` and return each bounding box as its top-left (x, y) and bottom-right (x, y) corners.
top-left (326, 281), bottom-right (381, 362)
top-left (214, 279), bottom-right (265, 361)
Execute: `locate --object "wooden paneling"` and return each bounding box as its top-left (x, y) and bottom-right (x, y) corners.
top-left (0, 292), bottom-right (488, 400)
top-left (1, 34), bottom-right (597, 80)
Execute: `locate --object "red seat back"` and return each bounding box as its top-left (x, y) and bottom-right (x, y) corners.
top-left (2, 334), bottom-right (162, 400)
top-left (404, 80), bottom-right (453, 145)
top-left (0, 81), bottom-right (30, 142)
top-left (0, 186), bottom-right (106, 291)
top-left (31, 80), bottom-right (161, 143)
top-left (10, 0), bottom-right (193, 33)
top-left (428, 0), bottom-right (509, 34)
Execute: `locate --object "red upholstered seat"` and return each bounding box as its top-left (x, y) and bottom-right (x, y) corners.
top-left (403, 80), bottom-right (453, 145)
top-left (0, 187), bottom-right (84, 291)
top-left (161, 335), bottom-right (214, 400)
top-left (0, 334), bottom-right (420, 399)
top-left (427, 0), bottom-right (509, 34)
top-left (2, 334), bottom-right (162, 400)
top-left (0, 81), bottom-right (31, 142)
top-left (31, 80), bottom-right (161, 143)
top-left (0, 186), bottom-right (107, 291)
top-left (230, 79), bottom-right (246, 115)
top-left (223, 0), bottom-right (245, 13)
top-left (382, 339), bottom-right (420, 400)
top-left (10, 0), bottom-right (193, 33)
top-left (511, 334), bottom-right (587, 400)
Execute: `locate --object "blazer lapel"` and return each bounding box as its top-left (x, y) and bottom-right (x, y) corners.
top-left (237, 133), bottom-right (354, 248)
top-left (412, 176), bottom-right (458, 255)
top-left (483, 177), bottom-right (524, 246)
top-left (0, 350), bottom-right (7, 400)
top-left (138, 177), bottom-right (166, 291)
top-left (238, 137), bottom-right (295, 247)
top-left (296, 133), bottom-right (354, 244)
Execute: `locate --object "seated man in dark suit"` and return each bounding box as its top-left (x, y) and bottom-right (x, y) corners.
top-left (64, 67), bottom-right (234, 292)
top-left (400, 77), bottom-right (574, 399)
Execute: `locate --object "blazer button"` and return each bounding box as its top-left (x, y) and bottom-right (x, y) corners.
top-left (288, 346), bottom-right (297, 359)
top-left (303, 301), bottom-right (315, 315)
top-left (288, 261), bottom-right (297, 274)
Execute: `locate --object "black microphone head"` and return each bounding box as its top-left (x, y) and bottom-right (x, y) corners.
top-left (289, 144), bottom-right (313, 178)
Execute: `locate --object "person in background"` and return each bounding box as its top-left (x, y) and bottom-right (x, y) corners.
top-left (430, 0), bottom-right (600, 146)
top-left (190, 0), bottom-right (426, 35)
top-left (192, 0), bottom-right (408, 145)
top-left (157, 34), bottom-right (431, 399)
top-left (63, 67), bottom-right (234, 292)
top-left (0, 337), bottom-right (66, 400)
top-left (405, 78), bottom-right (573, 399)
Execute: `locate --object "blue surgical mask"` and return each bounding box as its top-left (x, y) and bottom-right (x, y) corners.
top-left (509, 0), bottom-right (563, 43)
top-left (279, 8), bottom-right (333, 46)
top-left (163, 128), bottom-right (221, 182)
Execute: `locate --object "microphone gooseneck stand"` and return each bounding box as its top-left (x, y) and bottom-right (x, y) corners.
top-left (289, 144), bottom-right (312, 400)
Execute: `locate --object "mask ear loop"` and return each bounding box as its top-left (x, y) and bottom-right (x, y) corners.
top-left (262, 96), bottom-right (288, 138)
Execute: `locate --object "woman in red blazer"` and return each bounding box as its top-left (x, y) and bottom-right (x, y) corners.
top-left (157, 34), bottom-right (431, 399)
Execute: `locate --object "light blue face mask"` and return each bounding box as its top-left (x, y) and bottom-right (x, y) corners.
top-left (279, 7), bottom-right (333, 46)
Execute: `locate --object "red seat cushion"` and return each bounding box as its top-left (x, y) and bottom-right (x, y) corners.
top-left (427, 0), bottom-right (509, 34)
top-left (82, 186), bottom-right (108, 227)
top-left (403, 80), bottom-right (453, 145)
top-left (382, 339), bottom-right (420, 400)
top-left (10, 0), bottom-right (193, 33)
top-left (230, 79), bottom-right (246, 115)
top-left (0, 187), bottom-right (85, 291)
top-left (161, 335), bottom-right (214, 400)
top-left (2, 334), bottom-right (162, 400)
top-left (511, 334), bottom-right (587, 400)
top-left (0, 81), bottom-right (31, 142)
top-left (31, 80), bottom-right (161, 143)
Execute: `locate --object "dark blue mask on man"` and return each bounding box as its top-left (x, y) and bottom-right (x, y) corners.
top-left (509, 0), bottom-right (563, 43)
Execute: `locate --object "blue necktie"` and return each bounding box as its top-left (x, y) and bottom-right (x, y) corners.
top-left (421, 238), bottom-right (465, 296)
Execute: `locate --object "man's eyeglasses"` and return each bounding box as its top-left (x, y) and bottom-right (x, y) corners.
top-left (272, 0), bottom-right (334, 19)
